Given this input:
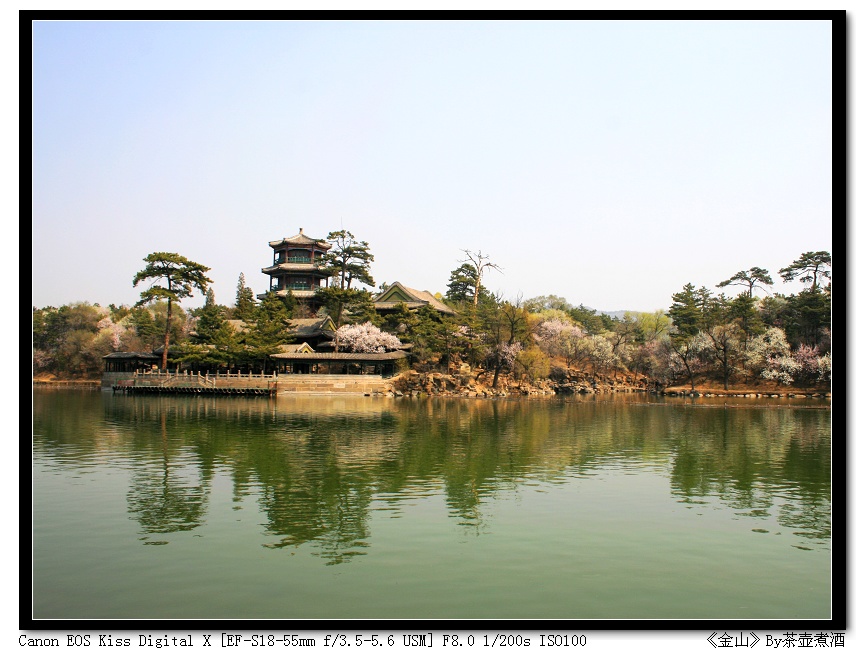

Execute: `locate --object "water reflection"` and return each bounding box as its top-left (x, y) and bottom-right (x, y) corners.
top-left (33, 391), bottom-right (831, 564)
top-left (126, 411), bottom-right (209, 543)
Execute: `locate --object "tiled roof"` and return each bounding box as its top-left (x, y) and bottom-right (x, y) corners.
top-left (102, 351), bottom-right (160, 360)
top-left (270, 350), bottom-right (408, 361)
top-left (269, 228), bottom-right (331, 249)
top-left (289, 316), bottom-right (336, 338)
top-left (277, 342), bottom-right (316, 353)
top-left (373, 282), bottom-right (455, 315)
top-left (226, 319), bottom-right (250, 333)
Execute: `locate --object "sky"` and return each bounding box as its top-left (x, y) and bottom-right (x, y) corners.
top-left (31, 19), bottom-right (834, 314)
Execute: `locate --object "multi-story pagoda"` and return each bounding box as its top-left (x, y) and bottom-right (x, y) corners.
top-left (260, 228), bottom-right (332, 303)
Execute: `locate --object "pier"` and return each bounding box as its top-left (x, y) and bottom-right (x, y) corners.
top-left (112, 369), bottom-right (278, 397)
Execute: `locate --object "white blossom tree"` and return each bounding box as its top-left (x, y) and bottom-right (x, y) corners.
top-left (744, 327), bottom-right (791, 379)
top-left (335, 322), bottom-right (403, 353)
top-left (761, 355), bottom-right (801, 386)
top-left (584, 335), bottom-right (617, 377)
top-left (662, 334), bottom-right (708, 391)
top-left (534, 318), bottom-right (585, 368)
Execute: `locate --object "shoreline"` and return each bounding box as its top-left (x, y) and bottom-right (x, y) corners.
top-left (33, 376), bottom-right (831, 402)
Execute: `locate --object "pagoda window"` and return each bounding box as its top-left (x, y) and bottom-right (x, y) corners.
top-left (288, 276), bottom-right (312, 290)
top-left (287, 249), bottom-right (312, 264)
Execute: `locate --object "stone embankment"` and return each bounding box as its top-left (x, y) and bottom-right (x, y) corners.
top-left (661, 388), bottom-right (830, 399)
top-left (33, 379), bottom-right (101, 390)
top-left (388, 367), bottom-right (645, 398)
top-left (387, 368), bottom-right (831, 400)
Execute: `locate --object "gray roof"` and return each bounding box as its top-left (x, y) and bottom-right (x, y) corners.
top-left (269, 228), bottom-right (331, 250)
top-left (270, 350), bottom-right (408, 361)
top-left (373, 282), bottom-right (455, 315)
top-left (102, 351), bottom-right (160, 360)
top-left (226, 319), bottom-right (250, 333)
top-left (290, 316), bottom-right (336, 338)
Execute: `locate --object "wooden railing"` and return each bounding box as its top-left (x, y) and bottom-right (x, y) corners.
top-left (134, 369), bottom-right (277, 387)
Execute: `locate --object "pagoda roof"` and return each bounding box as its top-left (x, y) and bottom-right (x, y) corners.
top-left (269, 228), bottom-right (331, 250)
top-left (373, 282), bottom-right (455, 315)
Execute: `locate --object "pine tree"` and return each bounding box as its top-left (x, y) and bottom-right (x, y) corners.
top-left (133, 252), bottom-right (212, 369)
top-left (668, 283), bottom-right (702, 340)
top-left (235, 273), bottom-right (257, 321)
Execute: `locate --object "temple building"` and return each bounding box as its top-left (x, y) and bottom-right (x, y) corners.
top-left (373, 281), bottom-right (455, 316)
top-left (259, 228), bottom-right (331, 304)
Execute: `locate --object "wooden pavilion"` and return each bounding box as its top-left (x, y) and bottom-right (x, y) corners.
top-left (270, 350), bottom-right (408, 376)
top-left (259, 228), bottom-right (332, 304)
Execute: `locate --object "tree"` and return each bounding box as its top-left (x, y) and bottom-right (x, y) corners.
top-left (726, 293), bottom-right (764, 346)
top-left (789, 287), bottom-right (831, 348)
top-left (779, 251), bottom-right (831, 290)
top-left (459, 250), bottom-right (502, 307)
top-left (514, 347), bottom-right (550, 384)
top-left (479, 298), bottom-right (530, 388)
top-left (717, 267), bottom-right (774, 298)
top-left (382, 301), bottom-right (419, 339)
top-left (584, 335), bottom-right (617, 377)
top-left (701, 323), bottom-right (743, 390)
top-left (633, 310), bottom-right (672, 344)
top-left (194, 288), bottom-right (228, 344)
top-left (133, 252), bottom-right (212, 370)
top-left (668, 283), bottom-right (702, 340)
top-left (743, 327), bottom-right (791, 381)
top-left (235, 273), bottom-right (257, 321)
top-left (758, 294), bottom-right (792, 330)
top-left (323, 230), bottom-right (375, 290)
top-left (335, 322), bottom-right (402, 353)
top-left (662, 335), bottom-right (707, 392)
top-left (534, 318), bottom-right (585, 368)
top-left (243, 291), bottom-right (296, 371)
top-left (408, 305), bottom-right (458, 373)
top-left (445, 263), bottom-right (482, 304)
top-left (524, 295), bottom-right (573, 313)
top-left (317, 286), bottom-right (378, 328)
top-left (568, 304), bottom-right (614, 335)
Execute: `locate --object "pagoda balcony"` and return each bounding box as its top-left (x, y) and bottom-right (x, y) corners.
top-left (262, 261), bottom-right (330, 275)
top-left (276, 256), bottom-right (325, 265)
top-left (262, 288), bottom-right (318, 300)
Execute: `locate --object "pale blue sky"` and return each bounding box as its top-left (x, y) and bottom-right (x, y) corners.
top-left (31, 19), bottom-right (834, 313)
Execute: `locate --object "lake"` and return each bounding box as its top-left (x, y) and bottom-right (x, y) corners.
top-left (31, 389), bottom-right (832, 621)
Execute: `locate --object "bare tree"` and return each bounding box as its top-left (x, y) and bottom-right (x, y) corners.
top-left (460, 249), bottom-right (502, 307)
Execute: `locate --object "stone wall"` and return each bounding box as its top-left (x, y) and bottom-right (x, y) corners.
top-left (102, 372), bottom-right (390, 395)
top-left (276, 375), bottom-right (390, 395)
top-left (101, 372), bottom-right (131, 388)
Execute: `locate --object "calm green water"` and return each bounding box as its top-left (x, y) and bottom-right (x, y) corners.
top-left (31, 390), bottom-right (832, 621)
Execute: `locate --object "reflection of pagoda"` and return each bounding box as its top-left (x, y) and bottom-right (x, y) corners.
top-left (260, 229), bottom-right (332, 303)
